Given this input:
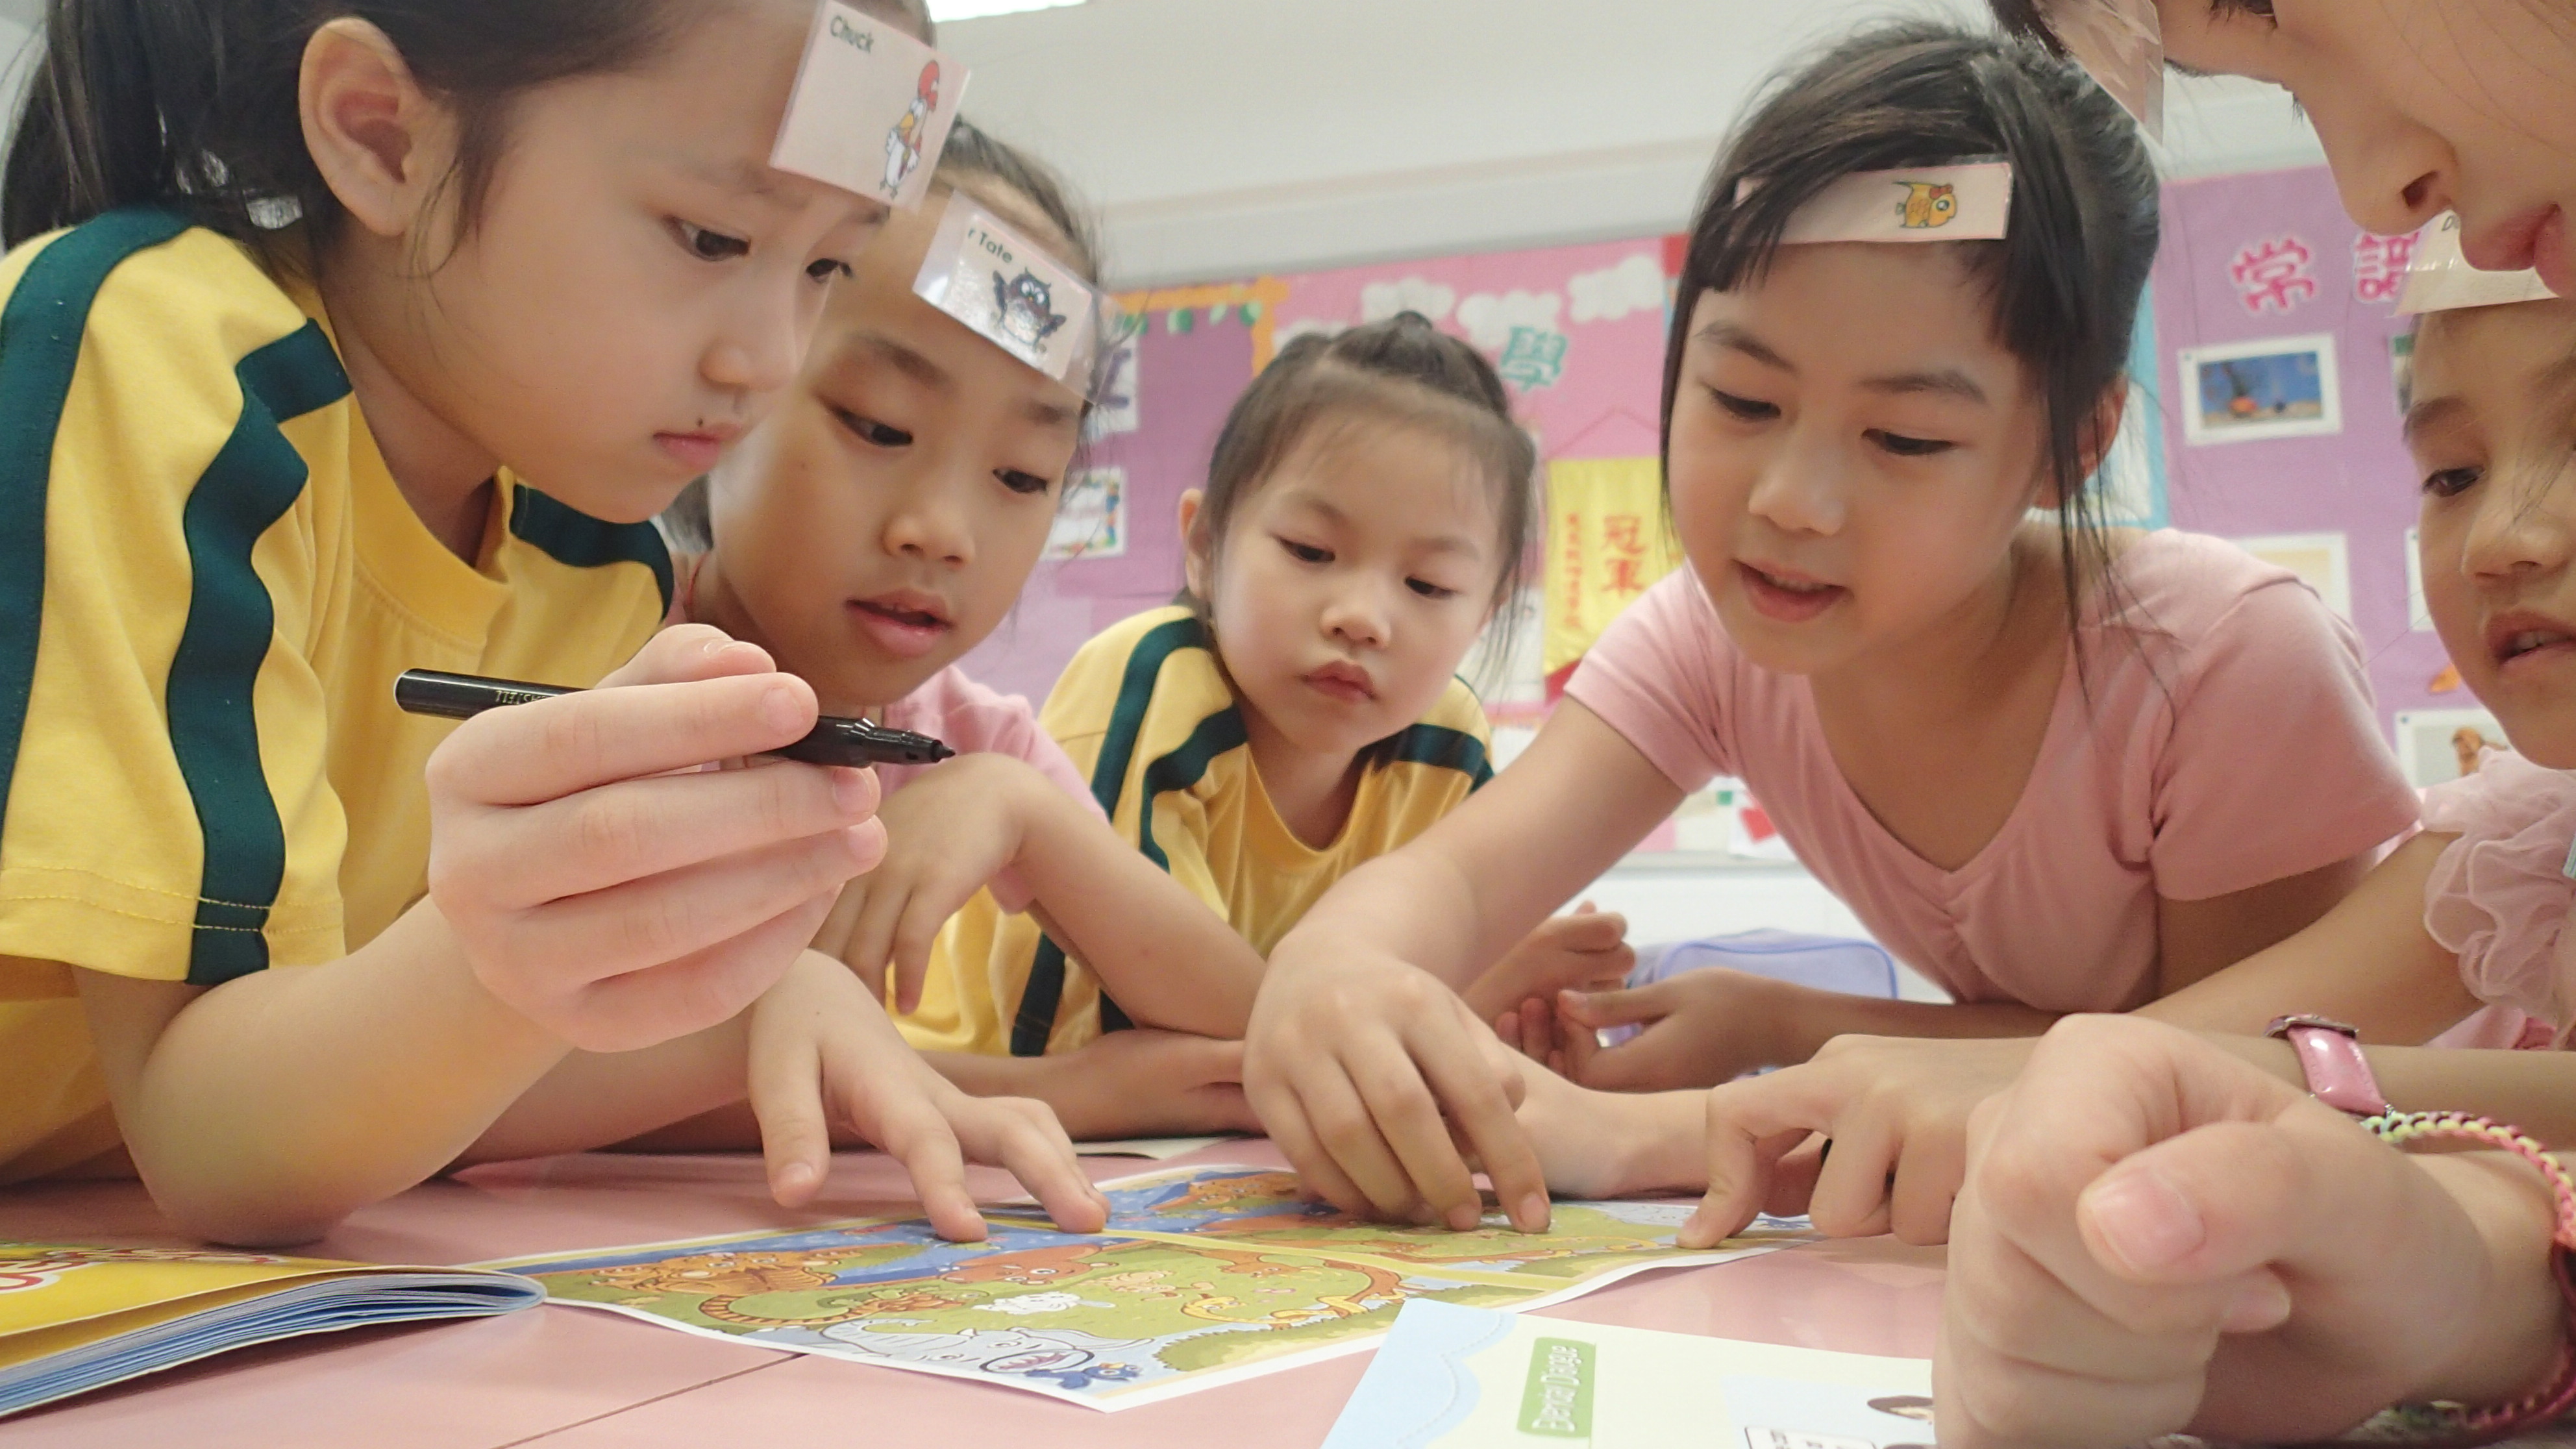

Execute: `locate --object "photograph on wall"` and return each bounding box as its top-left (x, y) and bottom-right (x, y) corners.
top-left (1045, 467), bottom-right (1128, 561)
top-left (2231, 531), bottom-right (2352, 623)
top-left (2177, 334), bottom-right (2342, 445)
top-left (2395, 707), bottom-right (2508, 788)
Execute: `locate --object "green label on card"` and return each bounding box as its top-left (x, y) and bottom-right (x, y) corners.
top-left (1517, 1337), bottom-right (1595, 1439)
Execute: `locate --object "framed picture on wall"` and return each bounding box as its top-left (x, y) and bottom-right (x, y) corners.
top-left (2394, 707), bottom-right (2507, 788)
top-left (2231, 531), bottom-right (2352, 621)
top-left (2177, 334), bottom-right (2342, 446)
top-left (1045, 467), bottom-right (1128, 560)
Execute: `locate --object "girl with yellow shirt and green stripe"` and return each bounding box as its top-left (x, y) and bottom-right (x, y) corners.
top-left (900, 316), bottom-right (1633, 1101)
top-left (0, 0), bottom-right (1103, 1245)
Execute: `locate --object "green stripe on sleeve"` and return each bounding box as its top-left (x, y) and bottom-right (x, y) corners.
top-left (1009, 613), bottom-right (1212, 1056)
top-left (0, 208), bottom-right (194, 861)
top-left (169, 320), bottom-right (353, 984)
top-left (1132, 708), bottom-right (1248, 871)
top-left (508, 484), bottom-right (676, 613)
top-left (1387, 723), bottom-right (1495, 790)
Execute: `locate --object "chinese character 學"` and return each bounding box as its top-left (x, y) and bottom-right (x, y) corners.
top-left (2353, 231), bottom-right (2416, 304)
top-left (1496, 326), bottom-right (1568, 390)
top-left (2230, 236), bottom-right (2318, 314)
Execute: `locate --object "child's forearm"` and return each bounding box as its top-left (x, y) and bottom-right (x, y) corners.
top-left (75, 904), bottom-right (573, 1245)
top-left (1777, 984), bottom-right (2060, 1063)
top-left (461, 1015), bottom-right (754, 1164)
top-left (2404, 1150), bottom-right (2568, 1410)
top-left (1277, 846), bottom-right (1493, 988)
top-left (2205, 1033), bottom-right (2576, 1146)
top-left (2141, 834), bottom-right (2479, 1043)
top-left (1011, 791), bottom-right (1263, 1037)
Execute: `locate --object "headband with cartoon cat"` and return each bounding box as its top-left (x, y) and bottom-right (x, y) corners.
top-left (1744, 162), bottom-right (2015, 245)
top-left (913, 195), bottom-right (1129, 404)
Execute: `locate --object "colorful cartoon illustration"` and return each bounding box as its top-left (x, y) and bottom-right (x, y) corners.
top-left (882, 60), bottom-right (941, 198)
top-left (502, 1166), bottom-right (1806, 1410)
top-left (1896, 181), bottom-right (1958, 229)
top-left (993, 269), bottom-right (1070, 352)
top-left (0, 1245), bottom-right (286, 1295)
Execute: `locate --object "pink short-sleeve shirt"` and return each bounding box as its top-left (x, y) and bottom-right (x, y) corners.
top-left (1565, 530), bottom-right (2420, 1011)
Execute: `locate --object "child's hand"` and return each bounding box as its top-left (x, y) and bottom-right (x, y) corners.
top-left (1937, 1015), bottom-right (2563, 1448)
top-left (1545, 969), bottom-right (1804, 1093)
top-left (425, 626), bottom-right (887, 1053)
top-left (749, 952), bottom-right (1109, 1240)
top-left (815, 754), bottom-right (1046, 1015)
top-left (1026, 1030), bottom-right (1264, 1141)
top-left (1508, 1055), bottom-right (1706, 1201)
top-left (1679, 1033), bottom-right (2037, 1246)
top-left (1245, 944), bottom-right (1549, 1233)
top-left (1464, 903), bottom-right (1633, 1024)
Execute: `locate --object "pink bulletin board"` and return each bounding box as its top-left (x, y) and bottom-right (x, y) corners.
top-left (968, 164), bottom-right (2446, 766)
top-left (954, 299), bottom-right (1257, 704)
top-left (1266, 237), bottom-right (1676, 465)
top-left (958, 238), bottom-right (1684, 706)
top-left (2148, 165), bottom-right (2457, 747)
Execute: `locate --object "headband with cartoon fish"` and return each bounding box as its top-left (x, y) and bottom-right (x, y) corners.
top-left (1741, 162), bottom-right (2015, 246)
top-left (2397, 214), bottom-right (2560, 315)
top-left (912, 194), bottom-right (1132, 404)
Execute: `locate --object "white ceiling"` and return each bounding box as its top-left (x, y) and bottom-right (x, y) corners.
top-left (941, 0), bottom-right (2325, 287)
top-left (0, 1), bottom-right (2323, 288)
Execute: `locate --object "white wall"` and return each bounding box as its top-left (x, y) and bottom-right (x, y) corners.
top-left (0, 14), bottom-right (31, 142)
top-left (943, 0), bottom-right (2325, 287)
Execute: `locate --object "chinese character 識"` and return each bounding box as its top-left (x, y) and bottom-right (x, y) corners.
top-left (2230, 236), bottom-right (2318, 314)
top-left (2353, 231), bottom-right (2416, 304)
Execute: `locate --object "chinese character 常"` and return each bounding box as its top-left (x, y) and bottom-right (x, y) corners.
top-left (2230, 236), bottom-right (2318, 314)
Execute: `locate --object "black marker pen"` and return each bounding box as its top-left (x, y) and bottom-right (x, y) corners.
top-left (393, 670), bottom-right (954, 769)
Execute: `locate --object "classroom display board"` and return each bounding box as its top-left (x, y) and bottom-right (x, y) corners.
top-left (963, 165), bottom-right (2455, 782)
top-left (2148, 166), bottom-right (2470, 784)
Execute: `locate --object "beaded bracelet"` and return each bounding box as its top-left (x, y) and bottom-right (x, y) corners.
top-left (2338, 1109), bottom-right (2576, 1446)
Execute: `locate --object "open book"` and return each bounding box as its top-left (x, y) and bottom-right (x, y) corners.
top-left (0, 1243), bottom-right (542, 1419)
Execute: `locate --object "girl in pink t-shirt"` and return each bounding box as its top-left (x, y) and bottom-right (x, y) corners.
top-left (1245, 23), bottom-right (2418, 1236)
top-left (654, 127), bottom-right (1265, 1155)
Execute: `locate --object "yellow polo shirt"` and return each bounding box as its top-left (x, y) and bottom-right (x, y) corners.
top-left (898, 606), bottom-right (1494, 1058)
top-left (0, 211), bottom-right (671, 1181)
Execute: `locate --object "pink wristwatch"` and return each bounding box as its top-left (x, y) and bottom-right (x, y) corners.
top-left (2266, 1014), bottom-right (2392, 1118)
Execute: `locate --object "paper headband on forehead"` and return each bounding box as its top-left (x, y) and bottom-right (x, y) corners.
top-left (771, 1), bottom-right (970, 210)
top-left (2397, 214), bottom-right (2561, 314)
top-left (1740, 163), bottom-right (2014, 245)
top-left (913, 195), bottom-right (1127, 404)
top-left (2037, 0), bottom-right (2164, 141)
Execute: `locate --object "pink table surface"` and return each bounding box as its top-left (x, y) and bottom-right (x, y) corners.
top-left (0, 1141), bottom-right (1944, 1447)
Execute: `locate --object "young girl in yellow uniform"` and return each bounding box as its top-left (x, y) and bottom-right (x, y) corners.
top-left (0, 0), bottom-right (1101, 1245)
top-left (902, 315), bottom-right (1629, 1091)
